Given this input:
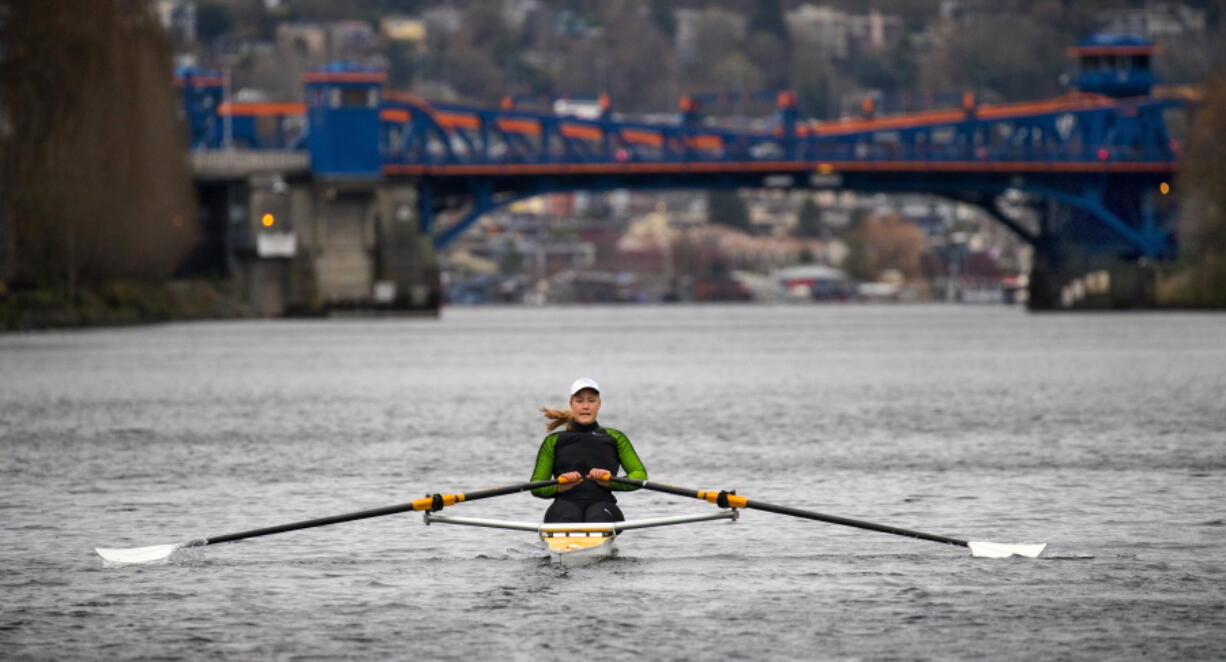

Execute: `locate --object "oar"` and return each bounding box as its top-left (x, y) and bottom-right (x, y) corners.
top-left (95, 478), bottom-right (564, 564)
top-left (610, 477), bottom-right (1045, 558)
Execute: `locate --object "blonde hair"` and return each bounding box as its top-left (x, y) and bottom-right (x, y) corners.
top-left (540, 407), bottom-right (575, 432)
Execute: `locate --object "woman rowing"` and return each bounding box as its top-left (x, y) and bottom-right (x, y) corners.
top-left (529, 378), bottom-right (648, 522)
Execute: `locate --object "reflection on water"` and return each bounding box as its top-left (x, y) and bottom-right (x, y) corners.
top-left (1, 306), bottom-right (1224, 659)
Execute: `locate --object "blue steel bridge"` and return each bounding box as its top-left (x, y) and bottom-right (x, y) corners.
top-left (179, 34), bottom-right (1186, 311)
top-left (385, 88), bottom-right (1179, 256)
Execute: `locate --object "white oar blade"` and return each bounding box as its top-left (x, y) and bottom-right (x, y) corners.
top-left (95, 543), bottom-right (182, 565)
top-left (967, 541), bottom-right (1046, 559)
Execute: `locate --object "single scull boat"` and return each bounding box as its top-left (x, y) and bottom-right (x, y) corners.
top-left (94, 476), bottom-right (1045, 565)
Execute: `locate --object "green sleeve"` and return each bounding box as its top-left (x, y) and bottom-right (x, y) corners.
top-left (605, 428), bottom-right (647, 491)
top-left (530, 434), bottom-right (560, 498)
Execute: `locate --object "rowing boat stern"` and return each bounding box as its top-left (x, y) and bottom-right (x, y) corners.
top-left (539, 531), bottom-right (617, 567)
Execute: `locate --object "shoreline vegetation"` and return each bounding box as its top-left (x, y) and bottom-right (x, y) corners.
top-left (0, 280), bottom-right (251, 332)
top-left (3, 274), bottom-right (1224, 334)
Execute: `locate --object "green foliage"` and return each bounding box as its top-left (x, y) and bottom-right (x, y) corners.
top-left (199, 0), bottom-right (1226, 115)
top-left (795, 74), bottom-right (831, 118)
top-left (852, 52), bottom-right (904, 96)
top-left (707, 191), bottom-right (750, 232)
top-left (710, 52), bottom-right (764, 92)
top-left (927, 13), bottom-right (1069, 102)
top-left (747, 0), bottom-right (789, 44)
top-left (196, 2), bottom-right (234, 42)
top-left (462, 3), bottom-right (517, 61)
top-left (386, 40), bottom-right (421, 87)
top-left (746, 32), bottom-right (789, 90)
top-left (840, 209), bottom-right (873, 280)
top-left (498, 245), bottom-right (525, 275)
top-left (848, 208), bottom-right (869, 231)
top-left (649, 0), bottom-right (676, 38)
top-left (795, 196), bottom-right (825, 239)
top-left (0, 280), bottom-right (248, 331)
top-left (841, 235), bottom-right (872, 282)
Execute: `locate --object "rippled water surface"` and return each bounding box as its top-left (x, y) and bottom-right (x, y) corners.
top-left (2, 305), bottom-right (1224, 660)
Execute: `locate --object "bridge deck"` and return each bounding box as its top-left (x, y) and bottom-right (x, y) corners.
top-left (192, 150), bottom-right (310, 180)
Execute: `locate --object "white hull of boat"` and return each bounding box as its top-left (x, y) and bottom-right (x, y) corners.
top-left (423, 510), bottom-right (738, 566)
top-left (540, 532), bottom-right (618, 567)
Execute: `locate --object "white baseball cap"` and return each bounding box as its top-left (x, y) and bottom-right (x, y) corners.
top-left (570, 377), bottom-right (600, 396)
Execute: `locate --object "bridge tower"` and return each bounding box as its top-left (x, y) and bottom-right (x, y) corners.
top-left (184, 62), bottom-right (437, 316)
top-left (1021, 34), bottom-right (1170, 308)
top-left (1071, 34), bottom-right (1157, 98)
top-left (286, 63), bottom-right (436, 314)
top-left (303, 64), bottom-right (386, 177)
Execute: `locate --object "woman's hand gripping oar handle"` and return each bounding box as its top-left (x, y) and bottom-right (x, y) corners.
top-left (609, 476), bottom-right (1045, 559)
top-left (95, 478), bottom-right (570, 564)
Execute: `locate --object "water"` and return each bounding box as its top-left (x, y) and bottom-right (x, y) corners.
top-left (2, 305), bottom-right (1224, 660)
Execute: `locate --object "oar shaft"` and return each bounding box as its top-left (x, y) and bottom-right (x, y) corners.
top-left (204, 479), bottom-right (559, 546)
top-left (205, 502), bottom-right (417, 545)
top-left (735, 498), bottom-right (968, 548)
top-left (610, 477), bottom-right (969, 549)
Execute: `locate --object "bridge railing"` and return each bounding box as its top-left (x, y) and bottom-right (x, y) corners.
top-left (184, 82), bottom-right (1181, 172)
top-left (375, 94), bottom-right (1179, 171)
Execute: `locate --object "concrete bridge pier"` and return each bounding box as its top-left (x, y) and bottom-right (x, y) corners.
top-left (1028, 239), bottom-right (1160, 311)
top-left (1026, 236), bottom-right (1064, 311)
top-left (1025, 199), bottom-right (1162, 311)
top-left (374, 183), bottom-right (440, 311)
top-left (191, 158), bottom-right (438, 317)
top-left (268, 179), bottom-right (437, 316)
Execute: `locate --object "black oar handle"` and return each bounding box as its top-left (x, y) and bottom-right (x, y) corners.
top-left (202, 479), bottom-right (560, 546)
top-left (610, 476), bottom-right (969, 549)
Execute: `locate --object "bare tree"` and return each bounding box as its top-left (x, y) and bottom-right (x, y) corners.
top-left (0, 0), bottom-right (197, 294)
top-left (1161, 72), bottom-right (1226, 307)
